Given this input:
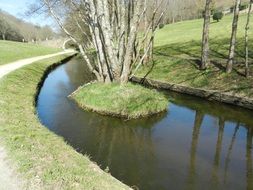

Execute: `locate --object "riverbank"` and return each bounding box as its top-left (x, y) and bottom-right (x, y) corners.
top-left (135, 13), bottom-right (253, 109)
top-left (70, 82), bottom-right (168, 119)
top-left (132, 76), bottom-right (253, 110)
top-left (0, 55), bottom-right (130, 189)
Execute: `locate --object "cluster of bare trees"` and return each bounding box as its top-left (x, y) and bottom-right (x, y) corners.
top-left (0, 9), bottom-right (55, 42)
top-left (201, 0), bottom-right (252, 77)
top-left (31, 0), bottom-right (252, 84)
top-left (37, 0), bottom-right (163, 84)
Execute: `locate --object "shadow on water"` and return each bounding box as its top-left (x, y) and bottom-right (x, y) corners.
top-left (37, 57), bottom-right (253, 190)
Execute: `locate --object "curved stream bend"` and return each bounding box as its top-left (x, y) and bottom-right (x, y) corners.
top-left (37, 57), bottom-right (253, 190)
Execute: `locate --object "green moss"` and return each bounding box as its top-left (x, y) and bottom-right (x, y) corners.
top-left (71, 82), bottom-right (168, 119)
top-left (0, 55), bottom-right (129, 190)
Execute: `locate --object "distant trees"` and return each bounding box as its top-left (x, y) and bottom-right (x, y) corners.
top-left (0, 10), bottom-right (55, 42)
top-left (0, 18), bottom-right (9, 40)
top-left (163, 0), bottom-right (206, 24)
top-left (227, 0), bottom-right (241, 73)
top-left (161, 0), bottom-right (245, 24)
top-left (201, 0), bottom-right (212, 70)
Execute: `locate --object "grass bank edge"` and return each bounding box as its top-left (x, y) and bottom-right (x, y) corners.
top-left (137, 13), bottom-right (253, 100)
top-left (0, 54), bottom-right (131, 190)
top-left (70, 82), bottom-right (168, 119)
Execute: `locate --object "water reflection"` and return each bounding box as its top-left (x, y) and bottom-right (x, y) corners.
top-left (37, 58), bottom-right (253, 190)
top-left (246, 127), bottom-right (253, 190)
top-left (224, 123), bottom-right (239, 184)
top-left (187, 111), bottom-right (204, 190)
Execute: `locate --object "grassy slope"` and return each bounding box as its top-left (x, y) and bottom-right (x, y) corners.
top-left (138, 13), bottom-right (253, 98)
top-left (0, 40), bottom-right (60, 65)
top-left (71, 82), bottom-right (168, 119)
top-left (0, 55), bottom-right (129, 190)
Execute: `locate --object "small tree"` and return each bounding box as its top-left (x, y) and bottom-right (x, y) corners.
top-left (227, 0), bottom-right (241, 73)
top-left (201, 0), bottom-right (212, 70)
top-left (213, 11), bottom-right (223, 22)
top-left (239, 3), bottom-right (249, 11)
top-left (159, 23), bottom-right (165, 29)
top-left (245, 0), bottom-right (252, 77)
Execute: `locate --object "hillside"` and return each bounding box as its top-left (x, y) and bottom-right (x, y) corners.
top-left (0, 10), bottom-right (55, 42)
top-left (137, 13), bottom-right (253, 98)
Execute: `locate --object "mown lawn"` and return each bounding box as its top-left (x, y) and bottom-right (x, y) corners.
top-left (0, 40), bottom-right (60, 65)
top-left (0, 55), bottom-right (130, 190)
top-left (137, 13), bottom-right (253, 98)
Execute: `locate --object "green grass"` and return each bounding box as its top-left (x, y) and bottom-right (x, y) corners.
top-left (71, 82), bottom-right (168, 119)
top-left (0, 40), bottom-right (61, 65)
top-left (137, 13), bottom-right (253, 98)
top-left (0, 55), bottom-right (129, 190)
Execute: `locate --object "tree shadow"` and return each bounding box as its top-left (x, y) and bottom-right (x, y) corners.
top-left (153, 36), bottom-right (253, 78)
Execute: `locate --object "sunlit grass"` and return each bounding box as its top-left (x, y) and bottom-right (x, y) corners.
top-left (137, 13), bottom-right (253, 98)
top-left (71, 82), bottom-right (168, 119)
top-left (0, 55), bottom-right (129, 190)
top-left (0, 40), bottom-right (60, 65)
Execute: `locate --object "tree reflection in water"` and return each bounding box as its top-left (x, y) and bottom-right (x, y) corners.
top-left (37, 58), bottom-right (253, 190)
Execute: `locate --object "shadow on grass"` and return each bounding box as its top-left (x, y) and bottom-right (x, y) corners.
top-left (153, 37), bottom-right (253, 77)
top-left (138, 37), bottom-right (253, 96)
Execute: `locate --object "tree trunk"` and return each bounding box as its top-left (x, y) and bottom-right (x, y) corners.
top-left (245, 0), bottom-right (252, 78)
top-left (201, 0), bottom-right (212, 70)
top-left (143, 0), bottom-right (149, 65)
top-left (43, 0), bottom-right (162, 84)
top-left (2, 34), bottom-right (5, 40)
top-left (227, 0), bottom-right (241, 73)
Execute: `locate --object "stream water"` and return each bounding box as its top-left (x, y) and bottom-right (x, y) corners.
top-left (37, 57), bottom-right (253, 190)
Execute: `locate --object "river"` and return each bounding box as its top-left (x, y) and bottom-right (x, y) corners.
top-left (37, 57), bottom-right (253, 190)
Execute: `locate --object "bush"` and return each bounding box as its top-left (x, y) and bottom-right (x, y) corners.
top-left (239, 3), bottom-right (248, 11)
top-left (159, 23), bottom-right (165, 29)
top-left (230, 6), bottom-right (234, 13)
top-left (213, 11), bottom-right (224, 22)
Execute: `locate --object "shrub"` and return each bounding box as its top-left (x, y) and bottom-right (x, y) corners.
top-left (239, 3), bottom-right (248, 11)
top-left (159, 23), bottom-right (165, 29)
top-left (213, 11), bottom-right (224, 22)
top-left (230, 6), bottom-right (234, 13)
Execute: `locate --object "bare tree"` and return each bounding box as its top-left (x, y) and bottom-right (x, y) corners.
top-left (38, 0), bottom-right (163, 84)
top-left (226, 0), bottom-right (241, 73)
top-left (245, 0), bottom-right (252, 78)
top-left (201, 0), bottom-right (212, 70)
top-left (142, 0), bottom-right (164, 65)
top-left (0, 18), bottom-right (9, 40)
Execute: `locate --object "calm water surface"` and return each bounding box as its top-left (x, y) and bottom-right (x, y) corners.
top-left (37, 58), bottom-right (253, 190)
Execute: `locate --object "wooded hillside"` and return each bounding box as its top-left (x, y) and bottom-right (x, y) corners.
top-left (0, 9), bottom-right (55, 42)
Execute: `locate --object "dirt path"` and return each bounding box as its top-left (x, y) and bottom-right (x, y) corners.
top-left (0, 49), bottom-right (75, 78)
top-left (0, 146), bottom-right (24, 190)
top-left (0, 50), bottom-right (75, 190)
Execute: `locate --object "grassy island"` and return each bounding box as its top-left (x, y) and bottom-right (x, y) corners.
top-left (71, 82), bottom-right (168, 119)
